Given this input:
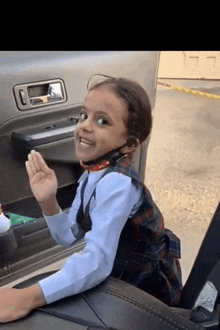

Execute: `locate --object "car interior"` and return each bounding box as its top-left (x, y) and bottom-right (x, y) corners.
top-left (0, 51), bottom-right (220, 329)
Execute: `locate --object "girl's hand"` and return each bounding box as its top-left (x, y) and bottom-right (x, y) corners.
top-left (0, 287), bottom-right (32, 323)
top-left (25, 150), bottom-right (58, 204)
top-left (0, 285), bottom-right (46, 323)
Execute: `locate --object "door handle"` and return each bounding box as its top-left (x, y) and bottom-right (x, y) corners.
top-left (14, 79), bottom-right (67, 110)
top-left (30, 82), bottom-right (64, 105)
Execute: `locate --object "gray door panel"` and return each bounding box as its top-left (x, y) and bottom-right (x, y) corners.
top-left (0, 51), bottom-right (160, 206)
top-left (0, 51), bottom-right (160, 284)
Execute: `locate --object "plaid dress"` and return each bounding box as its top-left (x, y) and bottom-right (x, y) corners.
top-left (76, 159), bottom-right (182, 307)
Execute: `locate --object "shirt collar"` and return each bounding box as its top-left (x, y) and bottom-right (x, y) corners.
top-left (78, 168), bottom-right (108, 184)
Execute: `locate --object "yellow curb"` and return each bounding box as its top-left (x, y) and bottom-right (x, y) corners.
top-left (158, 82), bottom-right (220, 100)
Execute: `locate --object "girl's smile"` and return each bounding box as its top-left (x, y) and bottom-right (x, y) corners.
top-left (79, 137), bottom-right (95, 147)
top-left (75, 87), bottom-right (129, 163)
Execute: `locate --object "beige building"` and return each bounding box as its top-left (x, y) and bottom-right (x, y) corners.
top-left (158, 51), bottom-right (220, 79)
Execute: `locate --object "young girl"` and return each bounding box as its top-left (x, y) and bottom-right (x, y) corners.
top-left (0, 75), bottom-right (182, 323)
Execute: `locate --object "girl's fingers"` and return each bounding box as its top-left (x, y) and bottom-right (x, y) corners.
top-left (27, 152), bottom-right (37, 174)
top-left (26, 150), bottom-right (51, 178)
top-left (30, 150), bottom-right (41, 172)
top-left (32, 150), bottom-right (51, 174)
top-left (25, 161), bottom-right (32, 178)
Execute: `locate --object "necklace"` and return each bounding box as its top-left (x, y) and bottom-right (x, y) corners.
top-left (80, 159), bottom-right (111, 172)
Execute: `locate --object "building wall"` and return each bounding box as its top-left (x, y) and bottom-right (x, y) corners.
top-left (158, 51), bottom-right (220, 79)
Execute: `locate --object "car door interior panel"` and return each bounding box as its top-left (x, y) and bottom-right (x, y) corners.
top-left (0, 51), bottom-right (159, 284)
top-left (0, 51), bottom-right (159, 205)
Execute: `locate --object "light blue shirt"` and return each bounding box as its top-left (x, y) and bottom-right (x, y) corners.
top-left (39, 169), bottom-right (144, 304)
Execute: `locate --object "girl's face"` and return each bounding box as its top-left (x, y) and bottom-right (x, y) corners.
top-left (75, 87), bottom-right (129, 162)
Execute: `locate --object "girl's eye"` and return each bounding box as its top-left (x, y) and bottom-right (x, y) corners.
top-left (79, 112), bottom-right (87, 121)
top-left (97, 117), bottom-right (108, 126)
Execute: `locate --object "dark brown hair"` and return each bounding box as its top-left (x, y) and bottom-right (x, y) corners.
top-left (87, 74), bottom-right (152, 144)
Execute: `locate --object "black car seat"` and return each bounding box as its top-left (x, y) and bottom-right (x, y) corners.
top-left (1, 272), bottom-right (202, 330)
top-left (3, 202), bottom-right (220, 330)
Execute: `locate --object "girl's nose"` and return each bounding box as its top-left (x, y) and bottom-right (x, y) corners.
top-left (79, 117), bottom-right (93, 132)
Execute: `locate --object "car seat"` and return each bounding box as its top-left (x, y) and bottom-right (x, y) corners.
top-left (2, 202), bottom-right (220, 330)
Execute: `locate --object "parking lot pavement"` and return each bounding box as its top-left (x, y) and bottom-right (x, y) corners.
top-left (145, 80), bottom-right (220, 284)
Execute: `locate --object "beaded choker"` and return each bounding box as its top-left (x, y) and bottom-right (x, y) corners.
top-left (80, 159), bottom-right (111, 172)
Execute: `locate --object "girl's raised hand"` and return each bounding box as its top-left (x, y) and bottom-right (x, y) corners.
top-left (25, 150), bottom-right (58, 204)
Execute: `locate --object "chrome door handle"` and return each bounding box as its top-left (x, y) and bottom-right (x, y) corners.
top-left (30, 82), bottom-right (64, 105)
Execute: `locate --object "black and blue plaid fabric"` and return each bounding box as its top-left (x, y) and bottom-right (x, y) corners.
top-left (76, 159), bottom-right (182, 306)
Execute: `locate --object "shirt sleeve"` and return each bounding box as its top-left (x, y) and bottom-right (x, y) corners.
top-left (43, 179), bottom-right (85, 247)
top-left (38, 172), bottom-right (142, 304)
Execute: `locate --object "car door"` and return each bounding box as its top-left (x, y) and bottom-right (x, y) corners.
top-left (0, 51), bottom-right (160, 285)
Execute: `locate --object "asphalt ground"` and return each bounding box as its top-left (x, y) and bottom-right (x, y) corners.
top-left (145, 79), bottom-right (220, 284)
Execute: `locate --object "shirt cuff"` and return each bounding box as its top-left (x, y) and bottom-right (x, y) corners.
top-left (42, 207), bottom-right (63, 221)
